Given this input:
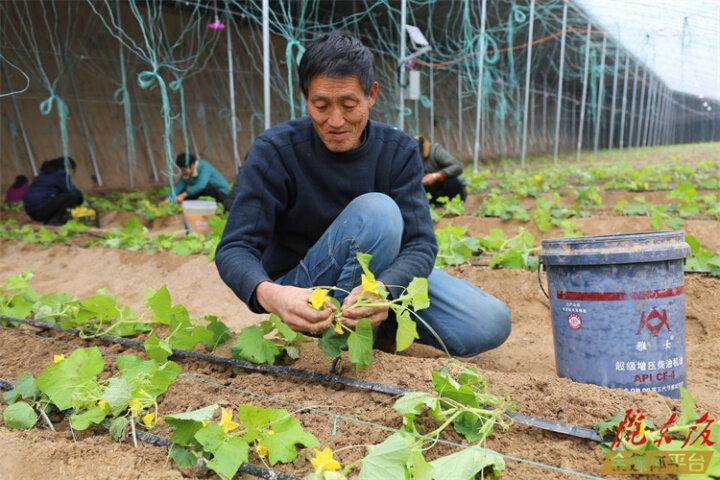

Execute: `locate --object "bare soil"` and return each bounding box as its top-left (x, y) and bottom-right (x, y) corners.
top-left (0, 240), bottom-right (718, 479)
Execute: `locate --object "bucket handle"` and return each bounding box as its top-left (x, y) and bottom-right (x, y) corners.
top-left (537, 261), bottom-right (550, 300)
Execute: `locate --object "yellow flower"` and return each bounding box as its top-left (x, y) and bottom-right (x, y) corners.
top-left (310, 447), bottom-right (341, 472)
top-left (142, 412), bottom-right (156, 428)
top-left (361, 274), bottom-right (378, 294)
top-left (128, 399), bottom-right (142, 417)
top-left (334, 322), bottom-right (344, 335)
top-left (533, 173), bottom-right (543, 182)
top-left (309, 288), bottom-right (330, 310)
top-left (256, 443), bottom-right (268, 457)
top-left (266, 429), bottom-right (274, 436)
top-left (219, 407), bottom-right (240, 433)
top-left (53, 354), bottom-right (65, 363)
top-left (98, 400), bottom-right (109, 411)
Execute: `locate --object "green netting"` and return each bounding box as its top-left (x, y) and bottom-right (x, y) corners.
top-left (0, 0), bottom-right (717, 190)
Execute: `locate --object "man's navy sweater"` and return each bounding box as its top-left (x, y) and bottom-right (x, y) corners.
top-left (215, 116), bottom-right (438, 313)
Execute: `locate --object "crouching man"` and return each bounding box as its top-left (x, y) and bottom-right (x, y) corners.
top-left (215, 31), bottom-right (510, 357)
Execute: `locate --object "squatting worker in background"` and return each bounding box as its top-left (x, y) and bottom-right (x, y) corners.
top-left (24, 157), bottom-right (83, 226)
top-left (215, 31), bottom-right (510, 357)
top-left (416, 135), bottom-right (468, 204)
top-left (168, 153), bottom-right (230, 205)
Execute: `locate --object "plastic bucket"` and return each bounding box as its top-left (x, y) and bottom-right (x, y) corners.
top-left (181, 200), bottom-right (217, 235)
top-left (540, 232), bottom-right (690, 398)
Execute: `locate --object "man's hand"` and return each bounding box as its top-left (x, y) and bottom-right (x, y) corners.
top-left (255, 282), bottom-right (334, 334)
top-left (175, 192), bottom-right (189, 203)
top-left (340, 283), bottom-right (389, 328)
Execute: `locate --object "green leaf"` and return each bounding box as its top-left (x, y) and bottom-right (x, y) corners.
top-left (430, 446), bottom-right (505, 479)
top-left (358, 432), bottom-right (413, 480)
top-left (102, 377), bottom-right (132, 411)
top-left (116, 355), bottom-right (180, 397)
top-left (348, 319), bottom-right (373, 369)
top-left (406, 277), bottom-right (429, 311)
top-left (36, 347), bottom-right (104, 411)
top-left (144, 335), bottom-right (173, 363)
top-left (70, 405), bottom-right (108, 430)
top-left (109, 417), bottom-right (128, 441)
top-left (319, 328), bottom-right (346, 359)
top-left (393, 392), bottom-right (439, 416)
top-left (168, 444), bottom-right (198, 468)
top-left (3, 372), bottom-right (38, 403)
top-left (395, 311), bottom-right (419, 352)
top-left (203, 315), bottom-right (231, 350)
top-left (269, 314), bottom-right (299, 342)
top-left (169, 322), bottom-right (214, 351)
top-left (195, 423), bottom-right (249, 480)
top-left (237, 404), bottom-right (318, 465)
top-left (3, 401), bottom-right (38, 429)
top-left (146, 286), bottom-right (173, 324)
top-left (4, 271), bottom-right (33, 291)
top-left (678, 387), bottom-right (699, 425)
top-left (1, 295), bottom-right (34, 319)
top-left (264, 415), bottom-right (319, 465)
top-left (356, 252), bottom-right (376, 283)
top-left (165, 404), bottom-right (219, 446)
top-left (232, 325), bottom-right (281, 364)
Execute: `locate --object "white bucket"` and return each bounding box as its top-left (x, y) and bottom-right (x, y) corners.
top-left (181, 200), bottom-right (217, 235)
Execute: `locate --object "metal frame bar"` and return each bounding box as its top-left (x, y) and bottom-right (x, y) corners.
top-left (520, 0), bottom-right (536, 165)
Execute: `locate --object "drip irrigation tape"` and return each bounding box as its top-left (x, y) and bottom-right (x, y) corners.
top-left (0, 315), bottom-right (406, 395)
top-left (1, 314), bottom-right (601, 442)
top-left (0, 377), bottom-right (301, 480)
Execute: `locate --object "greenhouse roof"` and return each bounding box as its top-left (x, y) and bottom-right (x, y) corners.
top-left (575, 0), bottom-right (720, 104)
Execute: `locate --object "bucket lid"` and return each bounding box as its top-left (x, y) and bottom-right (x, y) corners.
top-left (541, 231), bottom-right (690, 266)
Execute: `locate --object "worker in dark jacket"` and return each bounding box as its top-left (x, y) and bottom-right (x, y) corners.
top-left (168, 153), bottom-right (230, 205)
top-left (215, 31), bottom-right (510, 358)
top-left (24, 157), bottom-right (83, 225)
top-left (416, 135), bottom-right (467, 204)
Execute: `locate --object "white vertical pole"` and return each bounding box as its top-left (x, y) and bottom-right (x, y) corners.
top-left (399, 0), bottom-right (407, 130)
top-left (576, 22), bottom-right (592, 162)
top-left (553, 0), bottom-right (568, 163)
top-left (227, 15), bottom-right (240, 170)
top-left (593, 36), bottom-right (607, 156)
top-left (627, 62), bottom-right (640, 150)
top-left (117, 0), bottom-right (135, 187)
top-left (472, 0), bottom-right (488, 173)
top-left (635, 68), bottom-right (648, 147)
top-left (618, 54), bottom-right (630, 152)
top-left (520, 0), bottom-right (535, 166)
top-left (608, 47), bottom-right (620, 151)
top-left (262, 0), bottom-right (271, 130)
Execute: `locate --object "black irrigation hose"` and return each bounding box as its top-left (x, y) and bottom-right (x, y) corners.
top-left (0, 378), bottom-right (301, 480)
top-left (0, 314), bottom-right (602, 442)
top-left (0, 314), bottom-right (406, 396)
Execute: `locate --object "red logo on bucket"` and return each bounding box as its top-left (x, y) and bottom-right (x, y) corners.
top-left (567, 313), bottom-right (582, 330)
top-left (636, 307), bottom-right (671, 336)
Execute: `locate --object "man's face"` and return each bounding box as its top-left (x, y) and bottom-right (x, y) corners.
top-left (180, 166), bottom-right (192, 178)
top-left (305, 75), bottom-right (378, 152)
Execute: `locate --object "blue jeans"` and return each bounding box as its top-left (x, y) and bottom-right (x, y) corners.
top-left (275, 193), bottom-right (512, 357)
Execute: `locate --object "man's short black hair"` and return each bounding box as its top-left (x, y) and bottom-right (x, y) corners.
top-left (175, 153), bottom-right (197, 168)
top-left (297, 31), bottom-right (374, 97)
